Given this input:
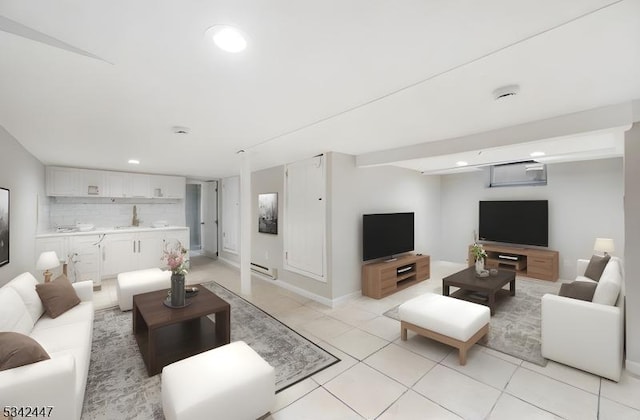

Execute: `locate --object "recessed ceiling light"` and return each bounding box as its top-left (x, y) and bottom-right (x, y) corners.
top-left (207, 25), bottom-right (247, 53)
top-left (530, 151), bottom-right (546, 157)
top-left (456, 161), bottom-right (468, 167)
top-left (128, 159), bottom-right (140, 165)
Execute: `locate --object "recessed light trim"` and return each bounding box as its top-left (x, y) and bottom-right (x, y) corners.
top-left (493, 84), bottom-right (520, 101)
top-left (128, 159), bottom-right (140, 165)
top-left (456, 161), bottom-right (468, 167)
top-left (207, 25), bottom-right (247, 53)
top-left (530, 151), bottom-right (546, 157)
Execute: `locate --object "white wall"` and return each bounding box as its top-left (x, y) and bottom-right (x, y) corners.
top-left (0, 126), bottom-right (46, 285)
top-left (330, 152), bottom-right (441, 299)
top-left (438, 158), bottom-right (624, 279)
top-left (624, 124), bottom-right (640, 375)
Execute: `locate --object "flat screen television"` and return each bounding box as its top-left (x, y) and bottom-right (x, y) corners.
top-left (362, 212), bottom-right (414, 261)
top-left (479, 200), bottom-right (548, 247)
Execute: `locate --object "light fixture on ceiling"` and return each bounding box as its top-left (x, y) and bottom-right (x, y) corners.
top-left (493, 84), bottom-right (520, 101)
top-left (207, 25), bottom-right (247, 53)
top-left (172, 126), bottom-right (190, 135)
top-left (530, 151), bottom-right (546, 157)
top-left (456, 161), bottom-right (468, 167)
top-left (128, 159), bottom-right (140, 165)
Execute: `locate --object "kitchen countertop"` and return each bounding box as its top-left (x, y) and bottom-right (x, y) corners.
top-left (36, 226), bottom-right (188, 238)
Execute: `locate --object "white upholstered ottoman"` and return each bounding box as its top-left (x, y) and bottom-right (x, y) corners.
top-left (399, 293), bottom-right (490, 365)
top-left (162, 341), bottom-right (275, 420)
top-left (116, 268), bottom-right (171, 311)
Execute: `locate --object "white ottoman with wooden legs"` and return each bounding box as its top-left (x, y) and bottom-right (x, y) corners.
top-left (399, 293), bottom-right (490, 365)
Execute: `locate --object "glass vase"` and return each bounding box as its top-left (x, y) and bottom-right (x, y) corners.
top-left (475, 258), bottom-right (485, 275)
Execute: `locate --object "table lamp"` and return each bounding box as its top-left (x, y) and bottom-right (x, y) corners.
top-left (36, 251), bottom-right (60, 282)
top-left (593, 238), bottom-right (615, 256)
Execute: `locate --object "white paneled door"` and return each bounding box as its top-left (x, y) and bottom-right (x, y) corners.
top-left (221, 176), bottom-right (240, 254)
top-left (284, 155), bottom-right (326, 281)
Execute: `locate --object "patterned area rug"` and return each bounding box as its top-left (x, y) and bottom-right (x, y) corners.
top-left (82, 282), bottom-right (339, 419)
top-left (383, 278), bottom-right (561, 366)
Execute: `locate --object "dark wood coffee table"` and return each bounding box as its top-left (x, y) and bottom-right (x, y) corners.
top-left (132, 285), bottom-right (230, 376)
top-left (442, 267), bottom-right (516, 315)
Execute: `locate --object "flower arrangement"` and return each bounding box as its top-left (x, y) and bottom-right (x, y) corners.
top-left (163, 241), bottom-right (189, 275)
top-left (471, 242), bottom-right (487, 261)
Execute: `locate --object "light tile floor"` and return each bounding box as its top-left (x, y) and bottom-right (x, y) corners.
top-left (93, 257), bottom-right (640, 419)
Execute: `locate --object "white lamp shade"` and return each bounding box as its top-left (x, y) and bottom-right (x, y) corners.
top-left (593, 238), bottom-right (615, 254)
top-left (36, 251), bottom-right (60, 271)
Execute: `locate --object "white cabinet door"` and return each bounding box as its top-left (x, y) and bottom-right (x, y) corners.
top-left (69, 235), bottom-right (102, 286)
top-left (163, 229), bottom-right (189, 250)
top-left (137, 231), bottom-right (164, 270)
top-left (284, 156), bottom-right (326, 281)
top-left (102, 233), bottom-right (138, 276)
top-left (104, 172), bottom-right (127, 198)
top-left (80, 170), bottom-right (104, 197)
top-left (46, 167), bottom-right (81, 196)
top-left (150, 175), bottom-right (185, 199)
top-left (127, 174), bottom-right (151, 198)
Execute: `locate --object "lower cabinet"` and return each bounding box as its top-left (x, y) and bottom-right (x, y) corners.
top-left (37, 228), bottom-right (190, 286)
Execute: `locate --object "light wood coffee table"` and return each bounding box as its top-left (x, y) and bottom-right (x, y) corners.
top-left (132, 285), bottom-right (230, 376)
top-left (442, 267), bottom-right (516, 315)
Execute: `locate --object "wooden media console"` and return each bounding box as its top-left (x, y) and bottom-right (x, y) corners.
top-left (362, 254), bottom-right (430, 299)
top-left (468, 243), bottom-right (559, 281)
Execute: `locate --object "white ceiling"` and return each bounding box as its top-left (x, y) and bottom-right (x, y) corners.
top-left (0, 0), bottom-right (638, 179)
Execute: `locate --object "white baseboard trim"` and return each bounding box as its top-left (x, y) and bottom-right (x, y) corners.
top-left (626, 358), bottom-right (640, 376)
top-left (216, 256), bottom-right (362, 307)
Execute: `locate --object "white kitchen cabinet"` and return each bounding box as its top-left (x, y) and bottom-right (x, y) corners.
top-left (136, 231), bottom-right (165, 270)
top-left (69, 235), bottom-right (103, 286)
top-left (46, 167), bottom-right (82, 196)
top-left (102, 233), bottom-right (138, 276)
top-left (127, 173), bottom-right (151, 198)
top-left (104, 171), bottom-right (127, 197)
top-left (102, 231), bottom-right (167, 276)
top-left (80, 170), bottom-right (105, 197)
top-left (150, 175), bottom-right (186, 199)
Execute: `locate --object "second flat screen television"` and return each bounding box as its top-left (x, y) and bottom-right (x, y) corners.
top-left (362, 212), bottom-right (414, 261)
top-left (479, 200), bottom-right (548, 247)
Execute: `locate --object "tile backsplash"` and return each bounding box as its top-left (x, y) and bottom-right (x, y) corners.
top-left (45, 197), bottom-right (186, 230)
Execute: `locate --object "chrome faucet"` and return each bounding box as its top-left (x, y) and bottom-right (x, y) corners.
top-left (132, 205), bottom-right (140, 227)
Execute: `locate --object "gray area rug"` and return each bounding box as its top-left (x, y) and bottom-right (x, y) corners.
top-left (383, 278), bottom-right (561, 366)
top-left (82, 281), bottom-right (339, 419)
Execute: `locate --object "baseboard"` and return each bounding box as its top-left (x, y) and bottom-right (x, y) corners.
top-left (626, 358), bottom-right (640, 376)
top-left (270, 279), bottom-right (334, 307)
top-left (217, 256), bottom-right (240, 269)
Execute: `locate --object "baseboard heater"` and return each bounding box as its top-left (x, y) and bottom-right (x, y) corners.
top-left (250, 262), bottom-right (278, 279)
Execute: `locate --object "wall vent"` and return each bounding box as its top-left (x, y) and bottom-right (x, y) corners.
top-left (489, 160), bottom-right (547, 187)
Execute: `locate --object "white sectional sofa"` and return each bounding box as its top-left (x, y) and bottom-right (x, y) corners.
top-left (0, 272), bottom-right (94, 420)
top-left (541, 257), bottom-right (624, 381)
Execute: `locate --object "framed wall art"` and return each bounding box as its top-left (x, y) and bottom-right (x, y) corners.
top-left (0, 188), bottom-right (9, 267)
top-left (258, 192), bottom-right (278, 234)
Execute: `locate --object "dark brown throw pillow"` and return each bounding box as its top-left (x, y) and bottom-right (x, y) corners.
top-left (35, 274), bottom-right (81, 318)
top-left (0, 332), bottom-right (50, 371)
top-left (584, 254), bottom-right (610, 281)
top-left (559, 281), bottom-right (598, 302)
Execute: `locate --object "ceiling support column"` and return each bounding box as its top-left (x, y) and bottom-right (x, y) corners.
top-left (239, 150), bottom-right (252, 296)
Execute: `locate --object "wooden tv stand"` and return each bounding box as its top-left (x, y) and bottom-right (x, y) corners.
top-left (468, 244), bottom-right (559, 281)
top-left (362, 254), bottom-right (430, 299)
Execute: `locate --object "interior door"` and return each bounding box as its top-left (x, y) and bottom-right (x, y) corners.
top-left (203, 181), bottom-right (218, 258)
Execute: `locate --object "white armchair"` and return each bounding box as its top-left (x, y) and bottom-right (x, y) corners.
top-left (541, 257), bottom-right (624, 382)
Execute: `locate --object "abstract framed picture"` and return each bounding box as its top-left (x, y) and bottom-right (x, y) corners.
top-left (0, 187), bottom-right (9, 267)
top-left (258, 192), bottom-right (278, 234)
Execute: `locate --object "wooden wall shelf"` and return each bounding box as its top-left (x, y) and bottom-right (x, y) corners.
top-left (468, 244), bottom-right (559, 281)
top-left (362, 254), bottom-right (430, 299)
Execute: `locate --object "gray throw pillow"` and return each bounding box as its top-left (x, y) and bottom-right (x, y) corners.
top-left (0, 332), bottom-right (50, 371)
top-left (584, 254), bottom-right (610, 281)
top-left (559, 281), bottom-right (598, 302)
